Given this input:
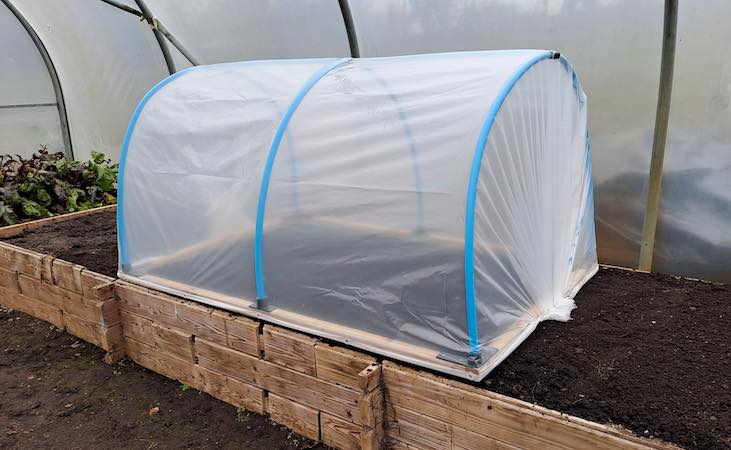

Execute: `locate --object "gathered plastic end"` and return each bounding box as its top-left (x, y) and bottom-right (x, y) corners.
top-left (542, 297), bottom-right (577, 322)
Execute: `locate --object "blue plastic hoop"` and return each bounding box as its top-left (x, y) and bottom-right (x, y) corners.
top-left (253, 58), bottom-right (351, 301)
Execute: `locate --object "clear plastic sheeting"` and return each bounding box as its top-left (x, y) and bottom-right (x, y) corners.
top-left (348, 0), bottom-right (663, 272)
top-left (0, 107), bottom-right (63, 156)
top-left (0, 1), bottom-right (61, 156)
top-left (655, 0), bottom-right (731, 283)
top-left (10, 0), bottom-right (169, 162)
top-left (145, 0), bottom-right (350, 64)
top-left (120, 51), bottom-right (597, 379)
top-left (0, 3), bottom-right (54, 106)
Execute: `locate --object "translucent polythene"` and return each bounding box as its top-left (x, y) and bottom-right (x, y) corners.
top-left (119, 51), bottom-right (597, 378)
top-left (10, 0), bottom-right (169, 161)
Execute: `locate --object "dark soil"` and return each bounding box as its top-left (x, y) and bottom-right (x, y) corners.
top-left (4, 211), bottom-right (118, 278)
top-left (0, 305), bottom-right (327, 450)
top-left (3, 212), bottom-right (730, 449)
top-left (485, 268), bottom-right (731, 450)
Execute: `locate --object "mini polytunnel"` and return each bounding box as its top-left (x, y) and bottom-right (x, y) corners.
top-left (118, 50), bottom-right (597, 380)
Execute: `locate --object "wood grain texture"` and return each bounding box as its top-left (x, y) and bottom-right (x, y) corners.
top-left (119, 310), bottom-right (155, 346)
top-left (0, 243), bottom-right (43, 278)
top-left (451, 425), bottom-right (522, 450)
top-left (64, 314), bottom-right (122, 351)
top-left (194, 338), bottom-right (258, 383)
top-left (124, 337), bottom-right (199, 387)
top-left (0, 285), bottom-right (64, 329)
top-left (52, 259), bottom-right (84, 293)
top-left (263, 325), bottom-right (318, 375)
top-left (383, 361), bottom-right (670, 450)
top-left (255, 353), bottom-right (362, 424)
top-left (17, 273), bottom-right (68, 308)
top-left (193, 365), bottom-right (265, 415)
top-left (321, 412), bottom-right (361, 450)
top-left (80, 270), bottom-right (115, 300)
top-left (315, 342), bottom-right (376, 389)
top-left (194, 337), bottom-right (362, 423)
top-left (174, 300), bottom-right (228, 346)
top-left (153, 323), bottom-right (195, 363)
top-left (358, 364), bottom-right (382, 394)
top-left (0, 267), bottom-right (19, 292)
top-left (116, 281), bottom-right (177, 323)
top-left (225, 314), bottom-right (260, 356)
top-left (62, 292), bottom-right (119, 327)
top-left (360, 383), bottom-right (386, 450)
top-left (386, 402), bottom-right (450, 450)
top-left (268, 393), bottom-right (320, 441)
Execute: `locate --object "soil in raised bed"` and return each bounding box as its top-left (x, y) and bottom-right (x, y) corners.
top-left (3, 210), bottom-right (118, 278)
top-left (0, 305), bottom-right (327, 450)
top-left (3, 212), bottom-right (730, 449)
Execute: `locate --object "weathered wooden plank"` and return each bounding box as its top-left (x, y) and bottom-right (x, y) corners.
top-left (40, 255), bottom-right (54, 284)
top-left (383, 362), bottom-right (660, 450)
top-left (123, 335), bottom-right (157, 364)
top-left (360, 387), bottom-right (385, 430)
top-left (263, 325), bottom-right (317, 375)
top-left (120, 310), bottom-right (155, 346)
top-left (64, 314), bottom-right (122, 351)
top-left (0, 205), bottom-right (116, 238)
top-left (255, 355), bottom-right (362, 423)
top-left (358, 363), bottom-right (382, 394)
top-left (193, 365), bottom-right (265, 415)
top-left (52, 259), bottom-right (84, 293)
top-left (386, 402), bottom-right (451, 450)
top-left (451, 425), bottom-right (522, 450)
top-left (194, 337), bottom-right (361, 423)
top-left (116, 281), bottom-right (177, 323)
top-left (17, 273), bottom-right (68, 308)
top-left (387, 437), bottom-right (424, 449)
top-left (361, 421), bottom-right (386, 450)
top-left (153, 323), bottom-right (195, 363)
top-left (359, 362), bottom-right (385, 448)
top-left (0, 285), bottom-right (64, 328)
top-left (195, 337), bottom-right (258, 383)
top-left (360, 380), bottom-right (386, 450)
top-left (268, 393), bottom-right (320, 441)
top-left (0, 267), bottom-right (19, 292)
top-left (61, 294), bottom-right (120, 328)
top-left (321, 412), bottom-right (361, 450)
top-left (172, 300), bottom-right (228, 346)
top-left (80, 270), bottom-right (115, 300)
top-left (0, 243), bottom-right (43, 278)
top-left (315, 342), bottom-right (376, 389)
top-left (125, 337), bottom-right (199, 386)
top-left (225, 314), bottom-right (260, 356)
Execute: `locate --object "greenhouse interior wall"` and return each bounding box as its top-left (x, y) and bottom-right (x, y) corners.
top-left (0, 0), bottom-right (729, 286)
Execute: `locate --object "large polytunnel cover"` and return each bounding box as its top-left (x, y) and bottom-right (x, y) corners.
top-left (119, 50), bottom-right (597, 380)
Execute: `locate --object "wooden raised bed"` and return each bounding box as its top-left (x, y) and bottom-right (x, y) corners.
top-left (0, 211), bottom-right (682, 450)
top-left (0, 204), bottom-right (116, 239)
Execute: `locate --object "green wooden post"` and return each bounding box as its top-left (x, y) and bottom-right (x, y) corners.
top-left (639, 0), bottom-right (678, 272)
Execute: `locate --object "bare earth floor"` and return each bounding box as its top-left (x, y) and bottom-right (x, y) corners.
top-left (0, 306), bottom-right (326, 450)
top-left (2, 210), bottom-right (731, 449)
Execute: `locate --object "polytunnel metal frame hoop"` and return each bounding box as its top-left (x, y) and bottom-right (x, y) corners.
top-left (1, 0), bottom-right (73, 159)
top-left (253, 57), bottom-right (352, 308)
top-left (463, 50), bottom-right (556, 360)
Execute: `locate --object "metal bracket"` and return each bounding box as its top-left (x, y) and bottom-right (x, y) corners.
top-left (437, 346), bottom-right (497, 368)
top-left (250, 298), bottom-right (275, 313)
